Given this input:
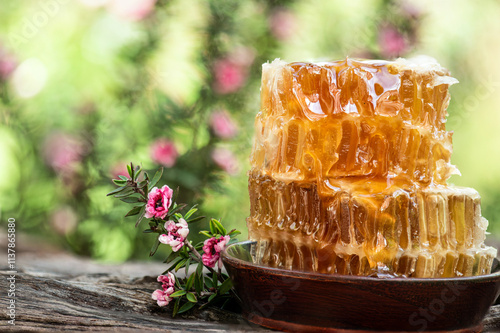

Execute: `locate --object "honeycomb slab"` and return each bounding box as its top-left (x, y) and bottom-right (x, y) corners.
top-left (248, 57), bottom-right (497, 277)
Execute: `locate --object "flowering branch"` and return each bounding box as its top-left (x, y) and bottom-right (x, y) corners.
top-left (107, 162), bottom-right (240, 316)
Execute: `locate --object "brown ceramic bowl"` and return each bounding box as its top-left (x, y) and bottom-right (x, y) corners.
top-left (222, 241), bottom-right (500, 332)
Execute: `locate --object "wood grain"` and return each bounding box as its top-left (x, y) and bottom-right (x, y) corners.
top-left (0, 233), bottom-right (499, 332)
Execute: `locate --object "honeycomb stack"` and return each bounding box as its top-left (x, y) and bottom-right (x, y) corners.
top-left (247, 57), bottom-right (497, 278)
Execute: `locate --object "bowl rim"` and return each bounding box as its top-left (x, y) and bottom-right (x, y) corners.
top-left (222, 240), bottom-right (500, 284)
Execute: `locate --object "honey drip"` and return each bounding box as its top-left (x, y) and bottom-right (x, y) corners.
top-left (247, 57), bottom-right (497, 277)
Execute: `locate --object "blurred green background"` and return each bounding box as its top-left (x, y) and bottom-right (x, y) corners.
top-left (1, 0), bottom-right (500, 262)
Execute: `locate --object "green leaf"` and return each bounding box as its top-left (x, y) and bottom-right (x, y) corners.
top-left (184, 205), bottom-right (198, 219)
top-left (119, 175), bottom-right (128, 181)
top-left (177, 301), bottom-right (195, 314)
top-left (120, 196), bottom-right (142, 204)
top-left (185, 258), bottom-right (192, 276)
top-left (173, 297), bottom-right (181, 317)
top-left (150, 237), bottom-right (161, 257)
top-left (165, 258), bottom-right (183, 273)
top-left (187, 216), bottom-right (205, 224)
top-left (196, 261), bottom-right (204, 276)
top-left (167, 204), bottom-right (187, 217)
top-left (228, 229), bottom-right (241, 237)
top-left (164, 251), bottom-right (180, 263)
top-left (218, 278), bottom-right (233, 295)
top-left (138, 180), bottom-right (148, 189)
top-left (209, 220), bottom-right (217, 235)
top-left (134, 207), bottom-right (146, 228)
top-left (208, 293), bottom-right (217, 303)
top-left (174, 213), bottom-right (183, 219)
top-left (175, 258), bottom-right (187, 272)
top-left (186, 292), bottom-right (197, 303)
top-left (212, 272), bottom-right (218, 289)
top-left (199, 230), bottom-right (212, 238)
top-left (125, 206), bottom-right (142, 217)
top-left (149, 167), bottom-right (164, 189)
top-left (205, 278), bottom-right (214, 289)
top-left (134, 165), bottom-right (142, 181)
top-left (113, 188), bottom-right (135, 198)
top-left (106, 185), bottom-right (128, 196)
top-left (194, 272), bottom-right (203, 294)
top-left (211, 219), bottom-right (226, 235)
top-left (127, 163), bottom-right (133, 178)
top-left (185, 273), bottom-right (195, 291)
top-left (112, 179), bottom-right (127, 186)
top-left (170, 290), bottom-right (187, 298)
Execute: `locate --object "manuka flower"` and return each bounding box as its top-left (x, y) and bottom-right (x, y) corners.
top-left (202, 235), bottom-right (230, 268)
top-left (158, 218), bottom-right (189, 252)
top-left (210, 110), bottom-right (238, 139)
top-left (145, 185), bottom-right (174, 219)
top-left (152, 272), bottom-right (176, 307)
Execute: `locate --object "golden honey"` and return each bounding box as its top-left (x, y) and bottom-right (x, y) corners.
top-left (247, 57), bottom-right (497, 277)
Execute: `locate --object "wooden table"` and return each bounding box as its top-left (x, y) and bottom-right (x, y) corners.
top-left (1, 233), bottom-right (499, 332)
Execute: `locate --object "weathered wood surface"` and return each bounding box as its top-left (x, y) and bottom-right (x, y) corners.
top-left (0, 233), bottom-right (499, 332)
top-left (0, 233), bottom-right (263, 332)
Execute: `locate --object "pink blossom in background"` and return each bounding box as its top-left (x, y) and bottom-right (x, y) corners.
top-left (152, 273), bottom-right (176, 307)
top-left (202, 235), bottom-right (231, 268)
top-left (269, 8), bottom-right (297, 41)
top-left (158, 218), bottom-right (189, 252)
top-left (50, 206), bottom-right (78, 235)
top-left (150, 139), bottom-right (178, 167)
top-left (0, 48), bottom-right (17, 80)
top-left (42, 132), bottom-right (86, 173)
top-left (110, 163), bottom-right (129, 180)
top-left (212, 47), bottom-right (255, 95)
top-left (378, 25), bottom-right (407, 58)
top-left (212, 59), bottom-right (247, 94)
top-left (210, 110), bottom-right (238, 139)
top-left (107, 0), bottom-right (157, 22)
top-left (211, 148), bottom-right (239, 175)
top-left (145, 185), bottom-right (174, 219)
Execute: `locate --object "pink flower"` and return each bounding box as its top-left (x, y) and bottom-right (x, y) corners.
top-left (213, 59), bottom-right (247, 94)
top-left (151, 289), bottom-right (172, 307)
top-left (107, 0), bottom-right (157, 22)
top-left (150, 139), bottom-right (179, 167)
top-left (157, 272), bottom-right (175, 286)
top-left (212, 47), bottom-right (255, 95)
top-left (152, 272), bottom-right (176, 307)
top-left (378, 25), bottom-right (407, 58)
top-left (202, 235), bottom-right (231, 268)
top-left (269, 8), bottom-right (296, 41)
top-left (210, 110), bottom-right (238, 139)
top-left (42, 132), bottom-right (86, 173)
top-left (158, 218), bottom-right (189, 252)
top-left (0, 47), bottom-right (17, 80)
top-left (145, 185), bottom-right (174, 219)
top-left (211, 148), bottom-right (239, 175)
